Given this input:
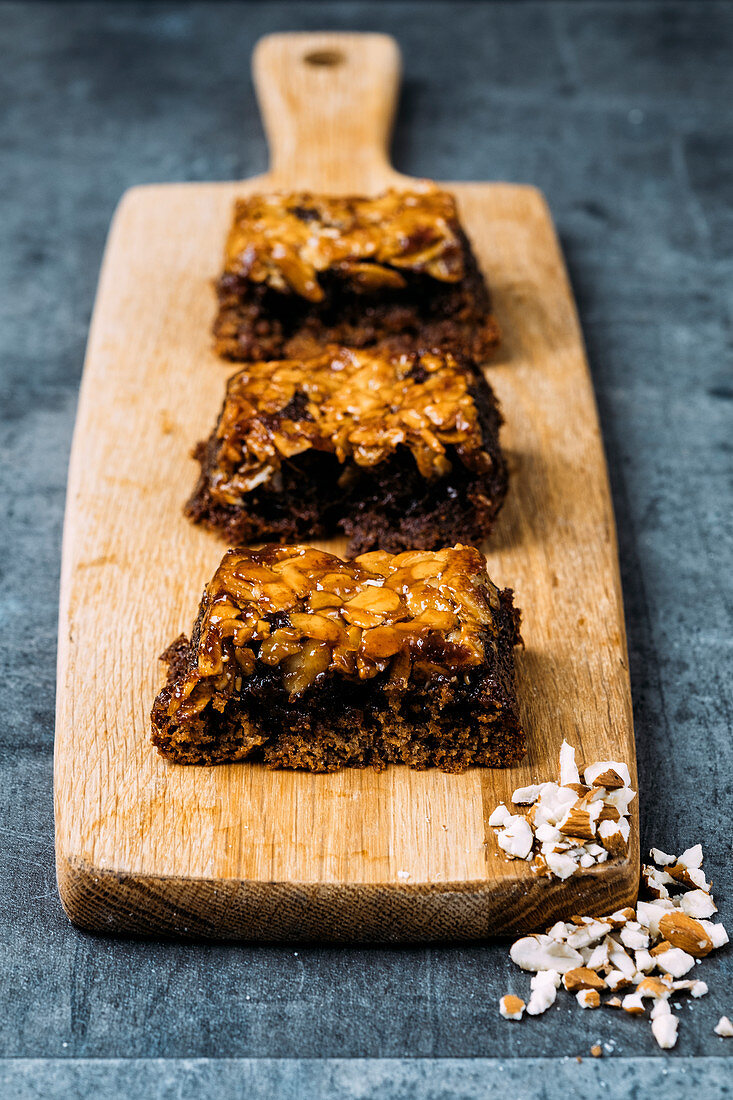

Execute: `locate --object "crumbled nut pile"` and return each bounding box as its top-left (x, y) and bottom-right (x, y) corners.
top-left (223, 187), bottom-right (466, 301)
top-left (163, 544), bottom-right (510, 709)
top-left (206, 347), bottom-right (490, 499)
top-left (489, 740), bottom-right (634, 878)
top-left (500, 844), bottom-right (729, 1050)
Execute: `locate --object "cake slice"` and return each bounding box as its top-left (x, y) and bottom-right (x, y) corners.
top-left (151, 545), bottom-right (524, 773)
top-left (213, 187), bottom-right (500, 362)
top-left (185, 346), bottom-right (507, 555)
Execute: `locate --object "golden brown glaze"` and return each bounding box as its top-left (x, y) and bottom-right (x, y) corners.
top-left (223, 188), bottom-right (466, 301)
top-left (206, 347), bottom-right (490, 502)
top-left (164, 545), bottom-right (504, 720)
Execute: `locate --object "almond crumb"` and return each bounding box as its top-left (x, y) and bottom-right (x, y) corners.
top-left (499, 994), bottom-right (525, 1020)
top-left (651, 1013), bottom-right (679, 1049)
top-left (621, 993), bottom-right (646, 1015)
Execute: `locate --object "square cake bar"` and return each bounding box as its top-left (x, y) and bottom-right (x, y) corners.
top-left (186, 347), bottom-right (508, 555)
top-left (151, 545), bottom-right (524, 773)
top-left (213, 187), bottom-right (500, 362)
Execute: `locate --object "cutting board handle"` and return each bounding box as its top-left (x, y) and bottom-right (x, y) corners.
top-left (253, 32), bottom-right (405, 192)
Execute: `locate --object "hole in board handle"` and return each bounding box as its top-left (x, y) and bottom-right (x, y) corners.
top-left (303, 49), bottom-right (345, 68)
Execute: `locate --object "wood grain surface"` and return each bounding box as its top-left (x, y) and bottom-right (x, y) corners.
top-left (54, 32), bottom-right (638, 941)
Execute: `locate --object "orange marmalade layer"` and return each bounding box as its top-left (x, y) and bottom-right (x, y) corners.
top-left (166, 545), bottom-right (503, 712)
top-left (222, 187), bottom-right (466, 301)
top-left (207, 348), bottom-right (491, 501)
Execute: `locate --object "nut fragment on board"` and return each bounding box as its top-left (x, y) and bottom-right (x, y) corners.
top-left (489, 740), bottom-right (635, 880)
top-left (714, 1017), bottom-right (733, 1038)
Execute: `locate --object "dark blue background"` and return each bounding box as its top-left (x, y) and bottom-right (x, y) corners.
top-left (1, 2), bottom-right (731, 1095)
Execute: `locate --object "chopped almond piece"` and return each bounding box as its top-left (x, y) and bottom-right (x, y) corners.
top-left (499, 994), bottom-right (525, 1020)
top-left (621, 993), bottom-right (645, 1015)
top-left (563, 968), bottom-right (606, 993)
top-left (652, 1013), bottom-right (678, 1049)
top-left (658, 912), bottom-right (713, 957)
top-left (590, 768), bottom-right (625, 790)
top-left (636, 976), bottom-right (672, 999)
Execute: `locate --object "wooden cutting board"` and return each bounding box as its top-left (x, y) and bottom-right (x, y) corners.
top-left (54, 32), bottom-right (638, 942)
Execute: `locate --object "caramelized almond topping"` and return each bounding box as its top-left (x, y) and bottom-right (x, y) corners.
top-left (223, 188), bottom-right (466, 301)
top-left (206, 347), bottom-right (491, 499)
top-left (168, 544), bottom-right (508, 715)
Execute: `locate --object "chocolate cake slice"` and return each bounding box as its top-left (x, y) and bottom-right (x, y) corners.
top-left (213, 187), bottom-right (500, 362)
top-left (151, 545), bottom-right (524, 773)
top-left (186, 347), bottom-right (508, 555)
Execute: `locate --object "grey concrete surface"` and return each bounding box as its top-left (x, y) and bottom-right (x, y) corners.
top-left (1, 0), bottom-right (731, 1093)
top-left (3, 1057), bottom-right (733, 1100)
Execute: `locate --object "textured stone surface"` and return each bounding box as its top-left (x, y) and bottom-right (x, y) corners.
top-left (1, 0), bottom-right (731, 1083)
top-left (3, 1058), bottom-right (733, 1100)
